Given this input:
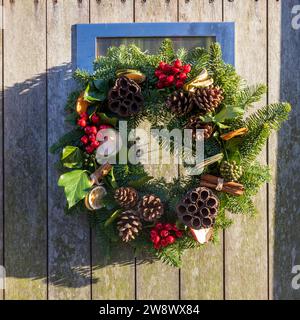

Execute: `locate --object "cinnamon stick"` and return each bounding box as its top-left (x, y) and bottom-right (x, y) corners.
top-left (90, 162), bottom-right (112, 185)
top-left (220, 127), bottom-right (248, 141)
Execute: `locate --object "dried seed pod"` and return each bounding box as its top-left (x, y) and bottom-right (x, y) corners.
top-left (176, 187), bottom-right (219, 230)
top-left (114, 187), bottom-right (138, 209)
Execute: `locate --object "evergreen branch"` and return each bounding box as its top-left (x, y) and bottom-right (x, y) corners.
top-left (50, 128), bottom-right (83, 154)
top-left (236, 84), bottom-right (267, 111)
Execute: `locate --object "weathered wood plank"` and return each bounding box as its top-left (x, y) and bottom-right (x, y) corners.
top-left (90, 0), bottom-right (136, 300)
top-left (270, 0), bottom-right (300, 299)
top-left (178, 0), bottom-right (224, 300)
top-left (224, 0), bottom-right (268, 300)
top-left (135, 0), bottom-right (180, 300)
top-left (3, 0), bottom-right (47, 299)
top-left (47, 0), bottom-right (91, 299)
top-left (0, 0), bottom-right (3, 301)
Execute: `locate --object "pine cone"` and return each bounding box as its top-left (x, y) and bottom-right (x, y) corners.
top-left (117, 210), bottom-right (142, 242)
top-left (108, 76), bottom-right (144, 117)
top-left (189, 85), bottom-right (224, 115)
top-left (166, 90), bottom-right (193, 116)
top-left (185, 116), bottom-right (214, 140)
top-left (114, 187), bottom-right (138, 209)
top-left (220, 161), bottom-right (243, 182)
top-left (176, 187), bottom-right (219, 230)
top-left (138, 194), bottom-right (164, 222)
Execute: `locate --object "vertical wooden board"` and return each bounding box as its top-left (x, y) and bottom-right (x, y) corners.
top-left (270, 0), bottom-right (300, 299)
top-left (3, 0), bottom-right (47, 299)
top-left (178, 0), bottom-right (224, 300)
top-left (135, 0), bottom-right (179, 300)
top-left (223, 0), bottom-right (268, 299)
top-left (0, 0), bottom-right (3, 301)
top-left (47, 0), bottom-right (90, 299)
top-left (89, 0), bottom-right (136, 300)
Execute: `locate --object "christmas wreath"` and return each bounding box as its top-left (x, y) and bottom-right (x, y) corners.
top-left (52, 39), bottom-right (291, 267)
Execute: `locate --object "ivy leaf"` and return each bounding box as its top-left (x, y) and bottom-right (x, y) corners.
top-left (84, 79), bottom-right (109, 102)
top-left (58, 170), bottom-right (92, 208)
top-left (99, 112), bottom-right (118, 127)
top-left (214, 106), bottom-right (244, 122)
top-left (61, 146), bottom-right (83, 169)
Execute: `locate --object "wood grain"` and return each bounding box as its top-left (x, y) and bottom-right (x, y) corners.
top-left (47, 0), bottom-right (90, 299)
top-left (223, 0), bottom-right (268, 300)
top-left (178, 0), bottom-right (224, 300)
top-left (135, 0), bottom-right (179, 300)
top-left (270, 0), bottom-right (300, 299)
top-left (3, 0), bottom-right (47, 299)
top-left (90, 0), bottom-right (136, 300)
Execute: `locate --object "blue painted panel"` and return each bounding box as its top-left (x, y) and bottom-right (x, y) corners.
top-left (72, 22), bottom-right (235, 72)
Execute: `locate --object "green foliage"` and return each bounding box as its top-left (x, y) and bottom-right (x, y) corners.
top-left (61, 146), bottom-right (83, 169)
top-left (50, 128), bottom-right (83, 154)
top-left (158, 38), bottom-right (176, 63)
top-left (58, 170), bottom-right (92, 208)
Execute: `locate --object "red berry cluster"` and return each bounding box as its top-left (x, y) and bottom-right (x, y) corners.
top-left (150, 222), bottom-right (183, 250)
top-left (77, 112), bottom-right (112, 154)
top-left (154, 59), bottom-right (191, 89)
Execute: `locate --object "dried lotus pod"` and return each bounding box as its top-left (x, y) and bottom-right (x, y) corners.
top-left (108, 76), bottom-right (144, 117)
top-left (176, 187), bottom-right (219, 230)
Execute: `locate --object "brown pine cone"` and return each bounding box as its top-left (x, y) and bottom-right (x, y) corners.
top-left (176, 187), bottom-right (219, 230)
top-left (108, 76), bottom-right (144, 117)
top-left (138, 194), bottom-right (164, 222)
top-left (117, 210), bottom-right (142, 242)
top-left (166, 90), bottom-right (193, 116)
top-left (185, 116), bottom-right (214, 140)
top-left (189, 85), bottom-right (224, 115)
top-left (114, 187), bottom-right (138, 209)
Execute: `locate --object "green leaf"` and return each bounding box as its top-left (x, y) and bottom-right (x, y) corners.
top-left (104, 209), bottom-right (123, 228)
top-left (99, 113), bottom-right (118, 127)
top-left (61, 146), bottom-right (83, 169)
top-left (58, 170), bottom-right (92, 208)
top-left (128, 176), bottom-right (154, 189)
top-left (50, 128), bottom-right (83, 154)
top-left (84, 79), bottom-right (109, 103)
top-left (214, 106), bottom-right (244, 122)
top-left (103, 167), bottom-right (118, 189)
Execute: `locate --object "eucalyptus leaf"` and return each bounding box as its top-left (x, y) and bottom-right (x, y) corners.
top-left (58, 170), bottom-right (92, 208)
top-left (61, 146), bottom-right (83, 169)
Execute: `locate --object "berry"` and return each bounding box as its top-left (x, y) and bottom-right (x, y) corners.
top-left (179, 73), bottom-right (187, 81)
top-left (155, 223), bottom-right (163, 230)
top-left (155, 69), bottom-right (163, 78)
top-left (164, 223), bottom-right (173, 231)
top-left (80, 112), bottom-right (89, 120)
top-left (176, 231), bottom-right (183, 238)
top-left (160, 230), bottom-right (169, 238)
top-left (150, 230), bottom-right (158, 238)
top-left (183, 64), bottom-right (191, 73)
top-left (85, 145), bottom-right (94, 154)
top-left (84, 126), bottom-right (91, 134)
top-left (166, 235), bottom-right (176, 244)
top-left (80, 135), bottom-right (89, 145)
top-left (159, 61), bottom-right (166, 70)
top-left (162, 64), bottom-right (171, 73)
top-left (171, 67), bottom-right (180, 74)
top-left (90, 126), bottom-right (98, 135)
top-left (173, 59), bottom-right (182, 68)
top-left (156, 81), bottom-right (164, 89)
top-left (176, 81), bottom-right (184, 89)
top-left (88, 134), bottom-right (96, 142)
top-left (99, 124), bottom-right (113, 130)
top-left (152, 235), bottom-right (161, 245)
top-left (159, 74), bottom-right (167, 81)
top-left (91, 114), bottom-right (100, 124)
top-left (154, 243), bottom-right (161, 250)
top-left (90, 140), bottom-right (100, 149)
top-left (161, 239), bottom-right (168, 247)
top-left (77, 118), bottom-right (87, 128)
top-left (166, 75), bottom-right (174, 84)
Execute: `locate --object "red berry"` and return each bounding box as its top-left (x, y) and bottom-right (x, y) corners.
top-left (88, 134), bottom-right (96, 142)
top-left (156, 81), bottom-right (164, 89)
top-left (99, 124), bottom-right (113, 130)
top-left (155, 223), bottom-right (163, 230)
top-left (179, 73), bottom-right (187, 81)
top-left (171, 67), bottom-right (181, 74)
top-left (150, 230), bottom-right (158, 238)
top-left (166, 75), bottom-right (174, 84)
top-left (154, 243), bottom-right (161, 250)
top-left (159, 74), bottom-right (167, 81)
top-left (77, 118), bottom-right (87, 128)
top-left (91, 114), bottom-right (100, 124)
top-left (164, 224), bottom-right (173, 231)
top-left (152, 235), bottom-right (161, 245)
top-left (155, 69), bottom-right (163, 78)
top-left (161, 239), bottom-right (168, 247)
top-left (166, 235), bottom-right (176, 245)
top-left (84, 126), bottom-right (91, 134)
top-left (90, 140), bottom-right (100, 149)
top-left (173, 59), bottom-right (182, 68)
top-left (80, 112), bottom-right (89, 120)
top-left (90, 126), bottom-right (98, 135)
top-left (162, 64), bottom-right (171, 73)
top-left (160, 229), bottom-right (169, 238)
top-left (85, 145), bottom-right (94, 154)
top-left (176, 231), bottom-right (183, 238)
top-left (80, 135), bottom-right (89, 145)
top-left (183, 64), bottom-right (191, 73)
top-left (159, 61), bottom-right (166, 70)
top-left (176, 81), bottom-right (184, 89)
